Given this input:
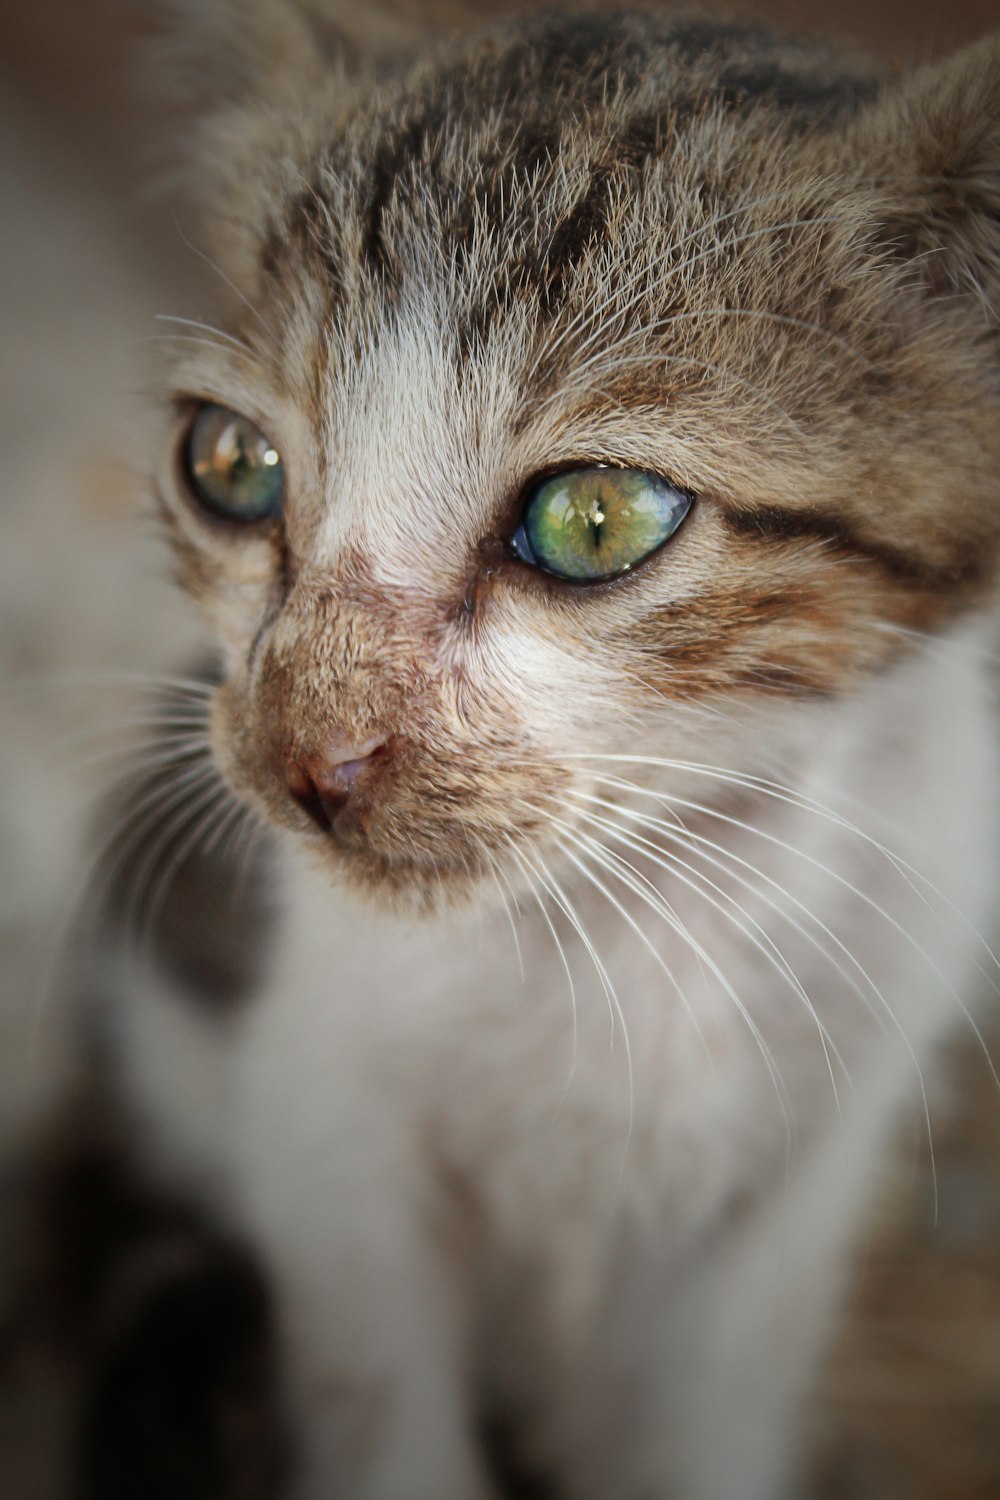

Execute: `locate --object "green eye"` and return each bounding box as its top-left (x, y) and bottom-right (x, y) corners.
top-left (183, 403), bottom-right (285, 522)
top-left (511, 466), bottom-right (692, 582)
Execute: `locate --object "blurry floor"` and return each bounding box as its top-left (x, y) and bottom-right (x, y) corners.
top-left (816, 1034), bottom-right (1000, 1500)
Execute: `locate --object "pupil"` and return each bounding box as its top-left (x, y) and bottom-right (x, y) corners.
top-left (587, 500), bottom-right (605, 547)
top-left (232, 432), bottom-right (250, 478)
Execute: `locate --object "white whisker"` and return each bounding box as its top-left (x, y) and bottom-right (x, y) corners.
top-left (505, 833), bottom-right (580, 1092)
top-left (572, 804), bottom-right (849, 1110)
top-left (515, 836), bottom-right (635, 1150)
top-left (172, 218), bottom-right (280, 346)
top-left (585, 762), bottom-right (998, 1099)
top-left (472, 831), bottom-right (525, 985)
top-left (153, 313), bottom-right (265, 360)
top-left (555, 823), bottom-right (792, 1148)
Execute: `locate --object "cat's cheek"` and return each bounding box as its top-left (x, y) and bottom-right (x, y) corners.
top-left (468, 605), bottom-right (620, 747)
top-left (208, 683), bottom-right (285, 824)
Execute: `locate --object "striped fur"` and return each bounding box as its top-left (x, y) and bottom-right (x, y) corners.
top-left (153, 8), bottom-right (1000, 899)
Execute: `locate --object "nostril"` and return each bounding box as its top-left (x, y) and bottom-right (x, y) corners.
top-left (286, 739), bottom-right (387, 832)
top-left (286, 762), bottom-right (341, 832)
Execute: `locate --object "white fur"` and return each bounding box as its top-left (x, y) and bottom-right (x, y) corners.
top-left (120, 614), bottom-right (1000, 1500)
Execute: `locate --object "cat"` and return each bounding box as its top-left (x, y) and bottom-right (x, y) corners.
top-left (62, 4), bottom-right (1000, 1499)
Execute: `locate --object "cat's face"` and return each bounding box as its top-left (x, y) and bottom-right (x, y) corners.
top-left (154, 10), bottom-right (1000, 909)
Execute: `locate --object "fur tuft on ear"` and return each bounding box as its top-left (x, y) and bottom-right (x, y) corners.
top-left (145, 0), bottom-right (531, 111)
top-left (146, 0), bottom-right (409, 110)
top-left (143, 0), bottom-right (432, 243)
top-left (141, 0), bottom-right (530, 278)
top-left (848, 36), bottom-right (1000, 313)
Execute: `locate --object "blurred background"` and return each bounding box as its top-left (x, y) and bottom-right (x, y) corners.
top-left (1, 2), bottom-right (999, 1497)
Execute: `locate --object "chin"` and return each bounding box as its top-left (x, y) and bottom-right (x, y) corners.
top-left (290, 815), bottom-right (503, 918)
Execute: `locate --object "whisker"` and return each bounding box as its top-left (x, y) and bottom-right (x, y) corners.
top-left (572, 786), bottom-right (889, 1033)
top-left (21, 751), bottom-right (220, 1068)
top-left (532, 197), bottom-right (847, 374)
top-left (138, 333), bottom-right (268, 364)
top-left (0, 671), bottom-right (217, 728)
top-left (520, 798), bottom-right (713, 1064)
top-left (81, 757), bottom-right (221, 941)
top-left (172, 218), bottom-right (280, 346)
top-left (564, 752), bottom-right (1000, 999)
top-left (577, 758), bottom-right (1000, 1091)
top-left (118, 778), bottom-right (231, 967)
top-left (555, 824), bottom-right (792, 1146)
top-left (540, 347), bottom-right (806, 439)
top-left (153, 313), bottom-right (264, 360)
top-left (573, 771), bottom-right (948, 1208)
top-left (573, 804), bottom-right (850, 1110)
top-left (515, 836), bottom-right (635, 1149)
top-left (504, 833), bottom-right (579, 1090)
top-left (472, 831), bottom-right (525, 984)
top-left (132, 784), bottom-right (240, 968)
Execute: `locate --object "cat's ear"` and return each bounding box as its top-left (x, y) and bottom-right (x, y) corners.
top-left (145, 0), bottom-right (429, 247)
top-left (147, 0), bottom-right (417, 112)
top-left (147, 0), bottom-right (525, 109)
top-left (847, 36), bottom-right (1000, 312)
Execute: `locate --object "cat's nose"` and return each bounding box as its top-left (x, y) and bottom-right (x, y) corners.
top-left (285, 737), bottom-right (387, 832)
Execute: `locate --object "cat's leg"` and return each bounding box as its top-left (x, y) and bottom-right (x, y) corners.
top-left (99, 799), bottom-right (494, 1498)
top-left (263, 1216), bottom-right (495, 1500)
top-left (115, 970), bottom-right (495, 1500)
top-left (610, 1120), bottom-right (881, 1500)
top-left (235, 1031), bottom-right (496, 1500)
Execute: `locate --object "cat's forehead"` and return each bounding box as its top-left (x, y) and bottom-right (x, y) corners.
top-left (258, 13), bottom-right (874, 329)
top-left (180, 14), bottom-right (995, 601)
top-left (242, 13), bottom-right (882, 567)
top-left (333, 13), bottom-right (874, 177)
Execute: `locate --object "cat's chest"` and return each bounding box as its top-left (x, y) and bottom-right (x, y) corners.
top-left (236, 667), bottom-right (1000, 1237)
top-left (234, 838), bottom-right (844, 1234)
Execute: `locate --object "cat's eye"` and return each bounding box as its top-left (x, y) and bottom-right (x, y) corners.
top-left (510, 466), bottom-right (692, 583)
top-left (182, 403), bottom-right (285, 523)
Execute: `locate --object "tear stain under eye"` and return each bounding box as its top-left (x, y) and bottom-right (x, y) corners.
top-left (459, 557), bottom-right (502, 622)
top-left (460, 583), bottom-right (478, 621)
top-left (247, 594), bottom-right (286, 681)
top-left (271, 521), bottom-right (295, 596)
top-left (242, 530), bottom-right (294, 680)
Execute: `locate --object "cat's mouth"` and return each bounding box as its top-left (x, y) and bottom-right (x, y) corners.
top-left (288, 774), bottom-right (555, 911)
top-left (217, 697), bottom-right (564, 911)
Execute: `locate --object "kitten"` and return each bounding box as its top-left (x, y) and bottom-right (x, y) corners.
top-left (75, 5), bottom-right (1000, 1499)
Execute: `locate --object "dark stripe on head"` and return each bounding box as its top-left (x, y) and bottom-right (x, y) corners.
top-left (616, 110), bottom-right (671, 167)
top-left (505, 123), bottom-right (561, 183)
top-left (664, 20), bottom-right (770, 67)
top-left (362, 103), bottom-right (449, 282)
top-left (715, 63), bottom-right (878, 118)
top-left (272, 181), bottom-right (344, 293)
top-left (483, 14), bottom-right (652, 106)
top-left (540, 166), bottom-right (616, 313)
top-left (723, 503), bottom-right (987, 592)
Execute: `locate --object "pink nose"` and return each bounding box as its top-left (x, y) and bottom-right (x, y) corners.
top-left (285, 737), bottom-right (387, 832)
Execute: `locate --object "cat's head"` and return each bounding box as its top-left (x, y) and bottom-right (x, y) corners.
top-left (152, 3), bottom-right (1000, 910)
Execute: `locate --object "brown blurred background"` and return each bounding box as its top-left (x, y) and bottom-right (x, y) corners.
top-left (1, 3), bottom-right (999, 1498)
